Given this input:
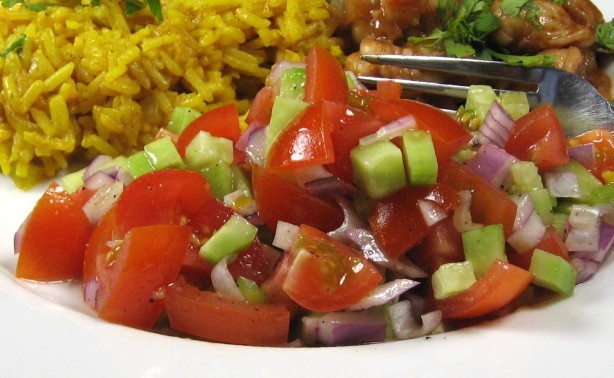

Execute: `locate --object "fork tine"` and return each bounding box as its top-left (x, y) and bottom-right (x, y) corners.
top-left (360, 54), bottom-right (545, 84)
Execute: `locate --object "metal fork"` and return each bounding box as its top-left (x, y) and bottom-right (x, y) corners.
top-left (359, 54), bottom-right (614, 137)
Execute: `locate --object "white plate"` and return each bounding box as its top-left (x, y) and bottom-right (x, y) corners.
top-left (1, 2), bottom-right (613, 376)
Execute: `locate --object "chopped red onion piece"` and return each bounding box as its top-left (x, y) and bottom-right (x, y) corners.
top-left (568, 144), bottom-right (596, 168)
top-left (544, 170), bottom-right (581, 198)
top-left (358, 115), bottom-right (416, 146)
top-left (84, 155), bottom-right (113, 180)
top-left (388, 300), bottom-right (442, 340)
top-left (294, 165), bottom-right (333, 188)
top-left (453, 190), bottom-right (483, 232)
top-left (305, 176), bottom-right (357, 198)
top-left (476, 101), bottom-right (514, 148)
top-left (244, 127), bottom-right (267, 166)
top-left (568, 204), bottom-right (600, 229)
top-left (597, 204), bottom-right (614, 225)
top-left (507, 211), bottom-right (546, 254)
top-left (84, 171), bottom-right (115, 191)
top-left (466, 144), bottom-right (516, 188)
top-left (83, 278), bottom-right (99, 310)
top-left (236, 121), bottom-right (266, 151)
top-left (272, 221), bottom-right (300, 251)
top-left (511, 193), bottom-right (535, 231)
top-left (417, 199), bottom-right (448, 227)
top-left (345, 279), bottom-right (419, 311)
top-left (82, 181), bottom-right (124, 225)
top-left (301, 311), bottom-right (387, 346)
top-left (570, 223), bottom-right (614, 283)
top-left (566, 205), bottom-right (601, 252)
top-left (211, 255), bottom-right (245, 301)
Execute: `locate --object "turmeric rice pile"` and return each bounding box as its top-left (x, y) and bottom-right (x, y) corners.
top-left (0, 0), bottom-right (343, 189)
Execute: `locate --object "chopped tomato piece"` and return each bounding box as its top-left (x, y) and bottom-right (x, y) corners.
top-left (304, 46), bottom-right (349, 104)
top-left (412, 217), bottom-right (465, 274)
top-left (245, 86), bottom-right (274, 126)
top-left (369, 99), bottom-right (472, 164)
top-left (261, 253), bottom-right (299, 314)
top-left (165, 276), bottom-right (290, 346)
top-left (435, 259), bottom-right (533, 319)
top-left (368, 184), bottom-right (459, 259)
top-left (325, 103), bottom-right (384, 183)
top-left (251, 165), bottom-right (343, 232)
top-left (96, 224), bottom-right (191, 329)
top-left (114, 169), bottom-right (214, 236)
top-left (569, 128), bottom-right (614, 182)
top-left (281, 225), bottom-right (382, 312)
top-left (376, 80), bottom-right (403, 101)
top-left (440, 161), bottom-right (517, 237)
top-left (267, 102), bottom-right (336, 169)
top-left (70, 186), bottom-right (96, 208)
top-left (16, 183), bottom-right (92, 281)
top-left (505, 104), bottom-right (569, 171)
top-left (176, 103), bottom-right (241, 157)
top-left (83, 206), bottom-right (117, 285)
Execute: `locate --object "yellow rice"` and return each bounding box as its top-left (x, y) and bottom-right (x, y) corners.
top-left (0, 0), bottom-right (343, 189)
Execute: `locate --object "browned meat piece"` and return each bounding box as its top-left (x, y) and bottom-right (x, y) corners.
top-left (490, 0), bottom-right (604, 55)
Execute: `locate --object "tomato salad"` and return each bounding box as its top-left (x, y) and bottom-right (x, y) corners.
top-left (13, 47), bottom-right (614, 347)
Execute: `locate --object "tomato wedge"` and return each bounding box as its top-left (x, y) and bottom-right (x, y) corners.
top-left (281, 225), bottom-right (382, 312)
top-left (368, 184), bottom-right (459, 259)
top-left (440, 161), bottom-right (517, 237)
top-left (412, 217), bottom-right (464, 274)
top-left (435, 259), bottom-right (533, 319)
top-left (165, 276), bottom-right (290, 346)
top-left (505, 104), bottom-right (569, 171)
top-left (251, 165), bottom-right (343, 232)
top-left (114, 169), bottom-right (214, 236)
top-left (267, 102), bottom-right (336, 169)
top-left (96, 224), bottom-right (191, 329)
top-left (507, 226), bottom-right (570, 270)
top-left (304, 46), bottom-right (348, 104)
top-left (16, 183), bottom-right (92, 281)
top-left (245, 86), bottom-right (275, 126)
top-left (176, 103), bottom-right (241, 157)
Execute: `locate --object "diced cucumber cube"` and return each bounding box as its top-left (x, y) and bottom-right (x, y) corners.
top-left (236, 276), bottom-right (268, 304)
top-left (506, 161), bottom-right (543, 193)
top-left (432, 261), bottom-right (477, 300)
top-left (144, 136), bottom-right (183, 170)
top-left (266, 96), bottom-right (310, 157)
top-left (185, 131), bottom-right (233, 170)
top-left (529, 249), bottom-right (577, 296)
top-left (280, 67), bottom-right (306, 100)
top-left (60, 168), bottom-right (86, 194)
top-left (351, 140), bottom-right (406, 199)
top-left (499, 91), bottom-right (529, 120)
top-left (199, 213), bottom-right (258, 264)
top-left (462, 223), bottom-right (507, 278)
top-left (561, 161), bottom-right (603, 203)
top-left (127, 151), bottom-right (155, 178)
top-left (399, 130), bottom-right (438, 185)
top-left (167, 106), bottom-right (201, 134)
top-left (530, 188), bottom-right (555, 225)
top-left (465, 85), bottom-right (497, 121)
top-left (201, 161), bottom-right (234, 199)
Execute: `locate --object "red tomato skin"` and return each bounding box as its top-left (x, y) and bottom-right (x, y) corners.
top-left (369, 99), bottom-right (472, 165)
top-left (16, 183), bottom-right (92, 281)
top-left (281, 225), bottom-right (383, 312)
top-left (325, 103), bottom-right (385, 183)
top-left (261, 253), bottom-right (299, 314)
top-left (251, 165), bottom-right (343, 232)
top-left (176, 103), bottom-right (241, 157)
top-left (70, 186), bottom-right (96, 208)
top-left (412, 217), bottom-right (465, 274)
top-left (505, 104), bottom-right (569, 171)
top-left (435, 259), bottom-right (533, 319)
top-left (227, 238), bottom-right (269, 284)
top-left (267, 102), bottom-right (336, 169)
top-left (368, 184), bottom-right (459, 259)
top-left (440, 161), bottom-right (517, 237)
top-left (97, 225), bottom-right (191, 329)
top-left (304, 46), bottom-right (349, 104)
top-left (245, 86), bottom-right (274, 126)
top-left (83, 206), bottom-right (117, 286)
top-left (569, 129), bottom-right (614, 183)
top-left (180, 246), bottom-right (214, 289)
top-left (507, 226), bottom-right (570, 270)
top-left (165, 277), bottom-right (290, 346)
top-left (376, 80), bottom-right (403, 101)
top-left (114, 169), bottom-right (214, 236)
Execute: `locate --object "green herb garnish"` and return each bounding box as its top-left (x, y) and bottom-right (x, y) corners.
top-left (596, 19), bottom-right (614, 50)
top-left (482, 49), bottom-right (555, 66)
top-left (1, 0), bottom-right (163, 21)
top-left (0, 33), bottom-right (26, 58)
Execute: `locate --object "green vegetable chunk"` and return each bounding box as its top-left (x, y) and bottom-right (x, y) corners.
top-left (201, 161), bottom-right (233, 199)
top-left (237, 276), bottom-right (268, 304)
top-left (280, 67), bottom-right (306, 100)
top-left (432, 261), bottom-right (477, 300)
top-left (351, 140), bottom-right (406, 199)
top-left (506, 161), bottom-right (543, 193)
top-left (399, 130), bottom-right (438, 185)
top-left (127, 151), bottom-right (155, 178)
top-left (184, 131), bottom-right (233, 170)
top-left (199, 213), bottom-right (258, 264)
top-left (166, 106), bottom-right (201, 134)
top-left (144, 136), bottom-right (183, 170)
top-left (529, 249), bottom-right (577, 297)
top-left (465, 85), bottom-right (497, 121)
top-left (266, 96), bottom-right (309, 157)
top-left (462, 223), bottom-right (507, 278)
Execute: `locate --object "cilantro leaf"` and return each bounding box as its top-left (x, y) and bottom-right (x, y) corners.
top-left (445, 40), bottom-right (475, 57)
top-left (146, 0), bottom-right (162, 22)
top-left (501, 0), bottom-right (530, 16)
top-left (1, 0), bottom-right (21, 8)
top-left (483, 49), bottom-right (555, 66)
top-left (0, 33), bottom-right (26, 58)
top-left (596, 19), bottom-right (614, 50)
top-left (125, 0), bottom-right (144, 16)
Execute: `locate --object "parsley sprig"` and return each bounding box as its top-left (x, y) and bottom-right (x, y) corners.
top-left (596, 19), bottom-right (614, 50)
top-left (408, 0), bottom-right (561, 66)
